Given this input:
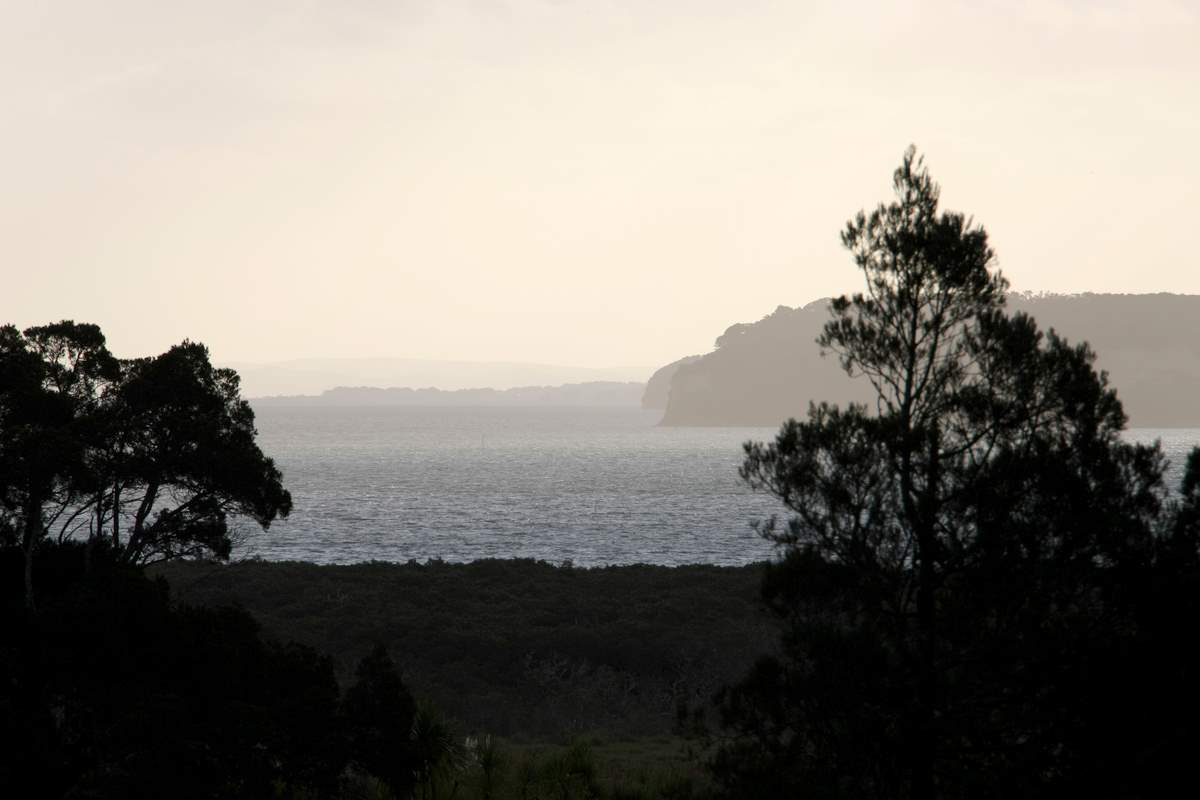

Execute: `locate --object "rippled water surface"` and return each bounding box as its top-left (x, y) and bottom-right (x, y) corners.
top-left (238, 406), bottom-right (1200, 566)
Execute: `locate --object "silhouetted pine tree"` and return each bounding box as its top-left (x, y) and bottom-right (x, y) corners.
top-left (712, 147), bottom-right (1199, 798)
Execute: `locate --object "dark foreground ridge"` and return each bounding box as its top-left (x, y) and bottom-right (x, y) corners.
top-left (156, 558), bottom-right (773, 740)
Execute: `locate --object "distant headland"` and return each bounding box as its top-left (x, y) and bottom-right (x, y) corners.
top-left (656, 293), bottom-right (1200, 428)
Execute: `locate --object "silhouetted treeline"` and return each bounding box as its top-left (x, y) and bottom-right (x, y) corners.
top-left (0, 322), bottom-right (291, 610)
top-left (1, 321), bottom-right (740, 797)
top-left (3, 545), bottom-right (721, 798)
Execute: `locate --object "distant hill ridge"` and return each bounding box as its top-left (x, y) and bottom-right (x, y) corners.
top-left (659, 293), bottom-right (1200, 428)
top-left (226, 357), bottom-right (652, 397)
top-left (252, 380), bottom-right (645, 407)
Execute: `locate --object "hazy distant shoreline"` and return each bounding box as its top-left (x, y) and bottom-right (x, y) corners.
top-left (245, 293), bottom-right (1200, 424)
top-left (250, 380), bottom-right (645, 407)
top-left (226, 357), bottom-right (655, 398)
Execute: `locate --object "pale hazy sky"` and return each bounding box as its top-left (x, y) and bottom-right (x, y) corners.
top-left (3, 1), bottom-right (1198, 369)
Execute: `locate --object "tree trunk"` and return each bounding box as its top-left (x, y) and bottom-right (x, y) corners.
top-left (22, 491), bottom-right (42, 612)
top-left (913, 526), bottom-right (936, 800)
top-left (912, 424), bottom-right (942, 800)
top-left (111, 484), bottom-right (121, 550)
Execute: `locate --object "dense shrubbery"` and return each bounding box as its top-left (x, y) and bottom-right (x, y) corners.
top-left (1, 542), bottom-right (343, 797)
top-left (156, 558), bottom-right (773, 741)
top-left (3, 545), bottom-right (723, 798)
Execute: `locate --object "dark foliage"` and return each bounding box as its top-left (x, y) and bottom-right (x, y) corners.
top-left (710, 148), bottom-right (1200, 797)
top-left (156, 558), bottom-right (773, 741)
top-left (0, 542), bottom-right (344, 798)
top-left (343, 644), bottom-right (419, 797)
top-left (0, 322), bottom-right (291, 609)
top-left (110, 341), bottom-right (293, 564)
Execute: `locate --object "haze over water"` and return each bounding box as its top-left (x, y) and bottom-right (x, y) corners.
top-left (239, 407), bottom-right (1199, 566)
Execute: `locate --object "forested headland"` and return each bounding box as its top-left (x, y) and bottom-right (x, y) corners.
top-left (659, 292), bottom-right (1200, 427)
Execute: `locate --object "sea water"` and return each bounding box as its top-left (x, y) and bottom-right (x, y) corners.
top-left (238, 406), bottom-right (1199, 566)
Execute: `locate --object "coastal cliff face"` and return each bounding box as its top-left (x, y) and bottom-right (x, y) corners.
top-left (640, 355), bottom-right (702, 410)
top-left (659, 294), bottom-right (1200, 428)
top-left (659, 302), bottom-right (874, 426)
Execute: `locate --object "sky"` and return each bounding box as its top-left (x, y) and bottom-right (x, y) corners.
top-left (3, 0), bottom-right (1198, 372)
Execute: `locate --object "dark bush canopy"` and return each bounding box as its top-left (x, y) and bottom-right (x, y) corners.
top-left (0, 542), bottom-right (344, 799)
top-left (0, 322), bottom-right (290, 606)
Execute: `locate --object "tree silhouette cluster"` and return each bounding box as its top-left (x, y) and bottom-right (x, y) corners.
top-left (711, 149), bottom-right (1200, 797)
top-left (1, 327), bottom-right (702, 798)
top-left (0, 328), bottom-right (436, 796)
top-left (0, 323), bottom-right (292, 608)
